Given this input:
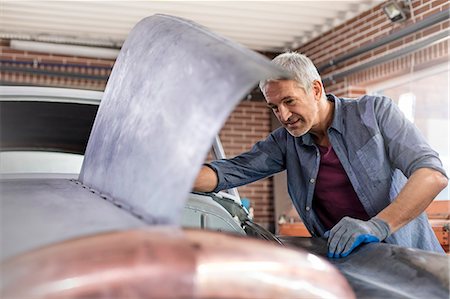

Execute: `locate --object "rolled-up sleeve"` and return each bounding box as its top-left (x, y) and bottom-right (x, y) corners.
top-left (374, 96), bottom-right (447, 178)
top-left (207, 129), bottom-right (287, 192)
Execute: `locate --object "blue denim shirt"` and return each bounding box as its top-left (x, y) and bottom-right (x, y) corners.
top-left (209, 94), bottom-right (446, 253)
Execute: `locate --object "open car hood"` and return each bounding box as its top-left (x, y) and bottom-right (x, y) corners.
top-left (78, 14), bottom-right (288, 225)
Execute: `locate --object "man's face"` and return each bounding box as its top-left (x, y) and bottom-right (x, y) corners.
top-left (264, 80), bottom-right (320, 137)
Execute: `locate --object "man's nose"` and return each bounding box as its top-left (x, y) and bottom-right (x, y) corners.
top-left (278, 105), bottom-right (292, 122)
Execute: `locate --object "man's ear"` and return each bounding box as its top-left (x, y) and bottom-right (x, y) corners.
top-left (312, 80), bottom-right (323, 100)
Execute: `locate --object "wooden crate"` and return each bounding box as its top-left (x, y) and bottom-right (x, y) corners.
top-left (427, 201), bottom-right (450, 253)
top-left (429, 219), bottom-right (449, 252)
top-left (278, 222), bottom-right (311, 237)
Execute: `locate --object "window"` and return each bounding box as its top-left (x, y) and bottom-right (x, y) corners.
top-left (368, 63), bottom-right (449, 200)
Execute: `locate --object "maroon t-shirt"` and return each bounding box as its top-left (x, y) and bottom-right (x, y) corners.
top-left (313, 145), bottom-right (370, 231)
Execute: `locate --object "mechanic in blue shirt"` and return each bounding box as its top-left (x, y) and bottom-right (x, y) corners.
top-left (194, 52), bottom-right (448, 257)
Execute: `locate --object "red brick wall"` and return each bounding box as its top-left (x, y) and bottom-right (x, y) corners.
top-left (297, 0), bottom-right (449, 97)
top-left (0, 39), bottom-right (113, 90)
top-left (218, 101), bottom-right (274, 230)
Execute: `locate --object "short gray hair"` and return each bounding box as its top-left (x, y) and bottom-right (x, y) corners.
top-left (259, 52), bottom-right (322, 95)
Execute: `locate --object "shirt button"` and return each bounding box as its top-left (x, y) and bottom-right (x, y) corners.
top-left (306, 206), bottom-right (311, 211)
top-left (310, 178), bottom-right (315, 184)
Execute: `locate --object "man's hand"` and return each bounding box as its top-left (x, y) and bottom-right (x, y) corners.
top-left (327, 217), bottom-right (391, 258)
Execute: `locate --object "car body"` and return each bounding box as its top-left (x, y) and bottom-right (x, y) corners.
top-left (0, 85), bottom-right (273, 254)
top-left (1, 83), bottom-right (352, 298)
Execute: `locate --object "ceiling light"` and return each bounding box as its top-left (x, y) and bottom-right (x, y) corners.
top-left (382, 0), bottom-right (409, 23)
top-left (10, 40), bottom-right (120, 59)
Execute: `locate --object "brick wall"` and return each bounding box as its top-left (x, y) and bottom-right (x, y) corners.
top-left (218, 101), bottom-right (274, 230)
top-left (0, 39), bottom-right (113, 90)
top-left (297, 0), bottom-right (449, 97)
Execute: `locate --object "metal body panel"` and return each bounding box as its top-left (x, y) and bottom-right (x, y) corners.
top-left (279, 236), bottom-right (450, 299)
top-left (0, 178), bottom-right (147, 260)
top-left (0, 176), bottom-right (246, 260)
top-left (1, 229), bottom-right (355, 299)
top-left (182, 193), bottom-right (245, 234)
top-left (79, 14), bottom-right (287, 225)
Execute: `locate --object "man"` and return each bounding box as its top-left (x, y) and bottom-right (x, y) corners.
top-left (194, 52), bottom-right (448, 258)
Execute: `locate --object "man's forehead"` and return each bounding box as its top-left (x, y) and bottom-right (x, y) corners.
top-left (267, 78), bottom-right (293, 85)
top-left (267, 79), bottom-right (305, 89)
top-left (264, 80), bottom-right (305, 100)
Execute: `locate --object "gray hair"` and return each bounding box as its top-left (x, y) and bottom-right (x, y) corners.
top-left (259, 52), bottom-right (323, 95)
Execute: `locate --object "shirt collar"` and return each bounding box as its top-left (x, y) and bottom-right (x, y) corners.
top-left (298, 93), bottom-right (343, 146)
top-left (327, 93), bottom-right (344, 134)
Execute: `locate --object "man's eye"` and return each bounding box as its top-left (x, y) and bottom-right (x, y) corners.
top-left (285, 99), bottom-right (295, 105)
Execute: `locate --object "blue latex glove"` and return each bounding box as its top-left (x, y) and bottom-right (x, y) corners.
top-left (327, 216), bottom-right (390, 258)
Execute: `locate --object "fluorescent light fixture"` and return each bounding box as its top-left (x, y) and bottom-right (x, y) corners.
top-left (382, 0), bottom-right (408, 23)
top-left (10, 40), bottom-right (120, 59)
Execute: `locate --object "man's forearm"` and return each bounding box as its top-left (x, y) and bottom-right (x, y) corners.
top-left (193, 165), bottom-right (219, 192)
top-left (376, 168), bottom-right (448, 233)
